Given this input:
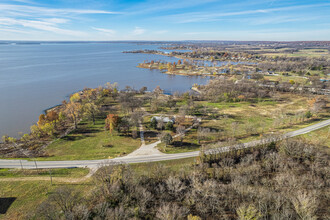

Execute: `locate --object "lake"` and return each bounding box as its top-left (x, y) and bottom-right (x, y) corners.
top-left (0, 42), bottom-right (209, 138)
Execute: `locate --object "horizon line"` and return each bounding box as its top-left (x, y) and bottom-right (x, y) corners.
top-left (1, 40), bottom-right (330, 42)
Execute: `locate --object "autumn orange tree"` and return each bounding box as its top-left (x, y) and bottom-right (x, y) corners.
top-left (46, 111), bottom-right (59, 128)
top-left (37, 114), bottom-right (46, 127)
top-left (105, 114), bottom-right (119, 135)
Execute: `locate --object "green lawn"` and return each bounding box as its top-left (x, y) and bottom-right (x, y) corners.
top-left (0, 180), bottom-right (93, 220)
top-left (0, 181), bottom-right (53, 219)
top-left (38, 118), bottom-right (141, 160)
top-left (130, 157), bottom-right (197, 174)
top-left (0, 168), bottom-right (89, 178)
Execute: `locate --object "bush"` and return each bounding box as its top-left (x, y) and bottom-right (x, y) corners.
top-left (165, 121), bottom-right (174, 131)
top-left (305, 111), bottom-right (312, 118)
top-left (102, 143), bottom-right (113, 148)
top-left (150, 117), bottom-right (158, 129)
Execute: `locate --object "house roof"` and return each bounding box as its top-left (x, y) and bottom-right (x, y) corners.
top-left (151, 116), bottom-right (175, 123)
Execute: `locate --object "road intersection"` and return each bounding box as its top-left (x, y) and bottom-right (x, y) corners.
top-left (0, 119), bottom-right (329, 169)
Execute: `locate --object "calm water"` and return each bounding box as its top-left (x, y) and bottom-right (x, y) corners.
top-left (0, 43), bottom-right (208, 137)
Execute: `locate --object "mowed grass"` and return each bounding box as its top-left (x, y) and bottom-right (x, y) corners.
top-left (130, 157), bottom-right (197, 174)
top-left (0, 168), bottom-right (89, 178)
top-left (39, 118), bottom-right (141, 161)
top-left (0, 180), bottom-right (93, 220)
top-left (0, 181), bottom-right (53, 219)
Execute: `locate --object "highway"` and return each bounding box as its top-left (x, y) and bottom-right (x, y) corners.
top-left (0, 119), bottom-right (329, 169)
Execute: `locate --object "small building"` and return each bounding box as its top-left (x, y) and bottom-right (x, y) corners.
top-left (151, 116), bottom-right (175, 124)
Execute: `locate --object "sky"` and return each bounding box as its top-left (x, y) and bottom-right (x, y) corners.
top-left (0, 0), bottom-right (329, 41)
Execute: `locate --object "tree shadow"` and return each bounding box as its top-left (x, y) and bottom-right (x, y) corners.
top-left (144, 131), bottom-right (158, 138)
top-left (0, 197), bottom-right (16, 214)
top-left (171, 141), bottom-right (200, 149)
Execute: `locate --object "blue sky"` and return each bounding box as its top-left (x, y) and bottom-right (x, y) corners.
top-left (0, 0), bottom-right (329, 41)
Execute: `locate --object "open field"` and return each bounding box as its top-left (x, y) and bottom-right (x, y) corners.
top-left (39, 118), bottom-right (141, 161)
top-left (0, 158), bottom-right (197, 219)
top-left (262, 48), bottom-right (330, 57)
top-left (130, 157), bottom-right (197, 174)
top-left (299, 125), bottom-right (330, 148)
top-left (0, 180), bottom-right (94, 220)
top-left (0, 167), bottom-right (89, 178)
top-left (154, 94), bottom-right (329, 154)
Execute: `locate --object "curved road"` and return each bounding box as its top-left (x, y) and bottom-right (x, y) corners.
top-left (0, 119), bottom-right (329, 169)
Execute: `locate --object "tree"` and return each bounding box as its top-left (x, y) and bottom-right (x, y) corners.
top-left (30, 124), bottom-right (42, 138)
top-left (37, 114), bottom-right (46, 127)
top-left (64, 102), bottom-right (82, 129)
top-left (165, 121), bottom-right (174, 131)
top-left (153, 86), bottom-right (163, 98)
top-left (46, 111), bottom-right (59, 128)
top-left (47, 186), bottom-right (82, 215)
top-left (166, 97), bottom-right (177, 109)
top-left (105, 114), bottom-right (119, 135)
top-left (119, 92), bottom-right (142, 113)
top-left (139, 86), bottom-right (147, 94)
top-left (305, 111), bottom-right (312, 119)
top-left (42, 122), bottom-right (55, 137)
top-left (157, 119), bottom-right (165, 130)
top-left (130, 111), bottom-right (144, 128)
top-left (150, 117), bottom-right (158, 129)
top-left (176, 125), bottom-right (186, 144)
top-left (118, 117), bottom-right (130, 135)
top-left (160, 132), bottom-right (173, 147)
top-left (83, 103), bottom-right (100, 125)
top-left (236, 204), bottom-right (262, 220)
top-left (1, 135), bottom-right (9, 143)
top-left (70, 93), bottom-right (81, 103)
top-left (197, 127), bottom-right (210, 144)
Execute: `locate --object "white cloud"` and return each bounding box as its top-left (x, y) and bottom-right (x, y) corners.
top-left (0, 4), bottom-right (120, 18)
top-left (9, 0), bottom-right (36, 4)
top-left (163, 3), bottom-right (330, 23)
top-left (92, 27), bottom-right (116, 36)
top-left (41, 18), bottom-right (69, 24)
top-left (0, 27), bottom-right (29, 34)
top-left (0, 17), bottom-right (85, 36)
top-left (132, 27), bottom-right (145, 35)
top-left (0, 2), bottom-right (121, 39)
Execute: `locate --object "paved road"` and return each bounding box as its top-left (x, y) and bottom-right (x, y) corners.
top-left (0, 119), bottom-right (329, 169)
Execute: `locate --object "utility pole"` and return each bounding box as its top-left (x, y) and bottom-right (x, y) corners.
top-left (13, 142), bottom-right (39, 172)
top-left (19, 160), bottom-right (23, 170)
top-left (49, 169), bottom-right (53, 185)
top-left (34, 160), bottom-right (38, 170)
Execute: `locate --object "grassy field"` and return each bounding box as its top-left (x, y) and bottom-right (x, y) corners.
top-left (0, 168), bottom-right (89, 178)
top-left (130, 157), bottom-right (197, 174)
top-left (0, 157), bottom-right (197, 219)
top-left (157, 94), bottom-right (329, 154)
top-left (0, 180), bottom-right (93, 220)
top-left (299, 125), bottom-right (330, 148)
top-left (262, 48), bottom-right (330, 57)
top-left (39, 118), bottom-right (141, 160)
